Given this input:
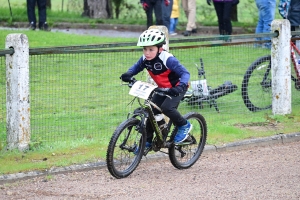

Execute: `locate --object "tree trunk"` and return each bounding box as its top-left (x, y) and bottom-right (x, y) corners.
top-left (82, 0), bottom-right (111, 19)
top-left (231, 5), bottom-right (238, 22)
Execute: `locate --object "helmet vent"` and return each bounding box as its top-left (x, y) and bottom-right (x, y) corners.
top-left (137, 29), bottom-right (166, 47)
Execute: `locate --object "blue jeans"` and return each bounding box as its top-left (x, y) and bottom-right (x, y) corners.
top-left (169, 18), bottom-right (178, 33)
top-left (255, 0), bottom-right (276, 48)
top-left (162, 0), bottom-right (173, 32)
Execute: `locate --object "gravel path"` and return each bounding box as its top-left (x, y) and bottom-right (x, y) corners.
top-left (1, 141), bottom-right (299, 200)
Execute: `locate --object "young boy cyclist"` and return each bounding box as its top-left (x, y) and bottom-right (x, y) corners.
top-left (120, 29), bottom-right (192, 150)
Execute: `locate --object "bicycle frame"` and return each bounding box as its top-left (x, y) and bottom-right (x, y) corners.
top-left (291, 41), bottom-right (300, 88)
top-left (129, 94), bottom-right (173, 150)
top-left (183, 58), bottom-right (238, 112)
top-left (259, 41), bottom-right (300, 90)
top-left (106, 79), bottom-right (207, 178)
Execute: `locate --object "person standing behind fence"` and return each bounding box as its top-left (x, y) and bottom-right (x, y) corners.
top-left (162, 0), bottom-right (173, 33)
top-left (141, 0), bottom-right (164, 29)
top-left (181, 0), bottom-right (197, 36)
top-left (279, 0), bottom-right (300, 59)
top-left (169, 0), bottom-right (180, 36)
top-left (207, 0), bottom-right (234, 38)
top-left (27, 0), bottom-right (50, 31)
top-left (254, 0), bottom-right (276, 48)
top-left (279, 0), bottom-right (300, 32)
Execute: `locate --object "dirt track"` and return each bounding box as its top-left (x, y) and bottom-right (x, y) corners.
top-left (0, 141), bottom-right (299, 200)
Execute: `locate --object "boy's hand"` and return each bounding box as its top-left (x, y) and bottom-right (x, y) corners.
top-left (120, 72), bottom-right (133, 82)
top-left (167, 85), bottom-right (185, 97)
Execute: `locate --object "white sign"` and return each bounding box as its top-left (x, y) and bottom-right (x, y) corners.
top-left (191, 79), bottom-right (209, 96)
top-left (129, 81), bottom-right (157, 100)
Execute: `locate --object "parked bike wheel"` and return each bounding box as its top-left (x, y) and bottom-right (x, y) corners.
top-left (106, 118), bottom-right (146, 179)
top-left (168, 112), bottom-right (207, 169)
top-left (242, 55), bottom-right (272, 112)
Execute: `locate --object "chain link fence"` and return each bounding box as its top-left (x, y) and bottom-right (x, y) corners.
top-left (1, 33), bottom-right (300, 146)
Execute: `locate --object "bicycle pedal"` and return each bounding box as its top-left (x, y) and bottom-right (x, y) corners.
top-left (184, 135), bottom-right (193, 142)
top-left (143, 147), bottom-right (152, 156)
top-left (174, 136), bottom-right (192, 145)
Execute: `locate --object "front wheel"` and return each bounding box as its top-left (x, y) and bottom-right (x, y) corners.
top-left (168, 112), bottom-right (207, 169)
top-left (242, 55), bottom-right (272, 112)
top-left (106, 118), bottom-right (146, 179)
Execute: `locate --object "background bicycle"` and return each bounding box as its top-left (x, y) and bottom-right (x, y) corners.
top-left (183, 58), bottom-right (238, 112)
top-left (241, 38), bottom-right (300, 112)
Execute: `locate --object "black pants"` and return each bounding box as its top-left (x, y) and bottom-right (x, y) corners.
top-left (213, 2), bottom-right (233, 35)
top-left (27, 0), bottom-right (47, 28)
top-left (146, 91), bottom-right (187, 142)
top-left (145, 0), bottom-right (163, 28)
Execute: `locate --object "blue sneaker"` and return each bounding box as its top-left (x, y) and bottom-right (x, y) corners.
top-left (133, 142), bottom-right (152, 155)
top-left (174, 121), bottom-right (192, 144)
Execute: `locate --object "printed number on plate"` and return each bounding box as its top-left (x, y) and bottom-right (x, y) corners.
top-left (129, 81), bottom-right (157, 99)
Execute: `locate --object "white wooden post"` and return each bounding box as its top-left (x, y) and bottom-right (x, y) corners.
top-left (271, 19), bottom-right (291, 115)
top-left (5, 34), bottom-right (30, 151)
top-left (148, 25), bottom-right (169, 51)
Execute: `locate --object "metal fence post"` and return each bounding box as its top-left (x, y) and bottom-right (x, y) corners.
top-left (271, 19), bottom-right (291, 115)
top-left (5, 34), bottom-right (30, 151)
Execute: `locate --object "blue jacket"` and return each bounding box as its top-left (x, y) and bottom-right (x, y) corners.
top-left (127, 50), bottom-right (190, 88)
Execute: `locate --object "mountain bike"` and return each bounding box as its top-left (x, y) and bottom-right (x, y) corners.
top-left (182, 58), bottom-right (238, 112)
top-left (241, 39), bottom-right (300, 112)
top-left (106, 78), bottom-right (207, 179)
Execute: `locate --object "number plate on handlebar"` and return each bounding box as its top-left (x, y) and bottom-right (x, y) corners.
top-left (129, 81), bottom-right (157, 99)
top-left (191, 79), bottom-right (209, 96)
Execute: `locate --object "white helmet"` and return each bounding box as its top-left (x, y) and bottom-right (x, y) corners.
top-left (137, 29), bottom-right (166, 47)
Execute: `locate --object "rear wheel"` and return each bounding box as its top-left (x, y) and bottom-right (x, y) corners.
top-left (242, 55), bottom-right (272, 112)
top-left (106, 118), bottom-right (146, 179)
top-left (168, 112), bottom-right (207, 169)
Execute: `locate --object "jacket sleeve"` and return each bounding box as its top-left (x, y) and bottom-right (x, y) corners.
top-left (278, 0), bottom-right (291, 19)
top-left (166, 57), bottom-right (190, 86)
top-left (127, 57), bottom-right (145, 75)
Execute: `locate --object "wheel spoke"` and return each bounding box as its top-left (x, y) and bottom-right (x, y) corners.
top-left (168, 112), bottom-right (207, 169)
top-left (106, 118), bottom-right (146, 179)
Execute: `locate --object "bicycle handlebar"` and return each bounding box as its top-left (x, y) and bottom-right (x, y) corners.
top-left (154, 88), bottom-right (172, 99)
top-left (123, 77), bottom-right (172, 99)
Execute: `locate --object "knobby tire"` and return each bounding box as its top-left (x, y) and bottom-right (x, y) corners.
top-left (106, 118), bottom-right (146, 179)
top-left (242, 55), bottom-right (272, 112)
top-left (168, 112), bottom-right (207, 169)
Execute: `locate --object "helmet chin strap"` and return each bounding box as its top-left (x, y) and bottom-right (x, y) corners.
top-left (156, 46), bottom-right (163, 57)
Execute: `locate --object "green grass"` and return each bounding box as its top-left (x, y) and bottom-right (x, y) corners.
top-left (1, 16), bottom-right (300, 175)
top-left (0, 29), bottom-right (136, 47)
top-left (0, 0), bottom-right (264, 29)
top-left (0, 0), bottom-right (285, 29)
top-left (0, 30), bottom-right (135, 174)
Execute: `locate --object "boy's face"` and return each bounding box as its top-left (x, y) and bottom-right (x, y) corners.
top-left (143, 46), bottom-right (161, 60)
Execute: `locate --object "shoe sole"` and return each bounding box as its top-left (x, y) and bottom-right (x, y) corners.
top-left (174, 124), bottom-right (193, 144)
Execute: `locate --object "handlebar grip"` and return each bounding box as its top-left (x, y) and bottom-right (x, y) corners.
top-left (154, 88), bottom-right (172, 99)
top-left (128, 77), bottom-right (137, 87)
